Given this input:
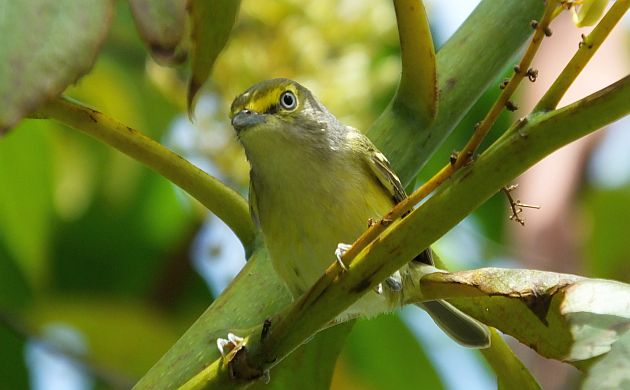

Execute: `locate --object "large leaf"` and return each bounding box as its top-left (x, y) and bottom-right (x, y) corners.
top-left (418, 269), bottom-right (630, 383)
top-left (0, 0), bottom-right (114, 131)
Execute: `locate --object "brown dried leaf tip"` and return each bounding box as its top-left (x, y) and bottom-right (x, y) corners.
top-left (502, 184), bottom-right (541, 226)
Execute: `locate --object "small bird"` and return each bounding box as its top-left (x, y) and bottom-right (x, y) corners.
top-left (230, 78), bottom-right (489, 348)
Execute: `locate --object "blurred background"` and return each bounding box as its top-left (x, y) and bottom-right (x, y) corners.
top-left (0, 1), bottom-right (628, 389)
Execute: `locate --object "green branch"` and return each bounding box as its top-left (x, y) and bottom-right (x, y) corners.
top-left (35, 97), bottom-right (257, 253)
top-left (535, 0), bottom-right (630, 111)
top-left (368, 0), bottom-right (544, 183)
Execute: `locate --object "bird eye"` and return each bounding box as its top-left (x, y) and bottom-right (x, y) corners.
top-left (279, 91), bottom-right (297, 110)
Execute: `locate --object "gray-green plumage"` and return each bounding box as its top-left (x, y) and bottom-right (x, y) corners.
top-left (231, 78), bottom-right (489, 348)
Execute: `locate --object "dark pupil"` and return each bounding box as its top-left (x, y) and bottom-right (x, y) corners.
top-left (282, 93), bottom-right (294, 108)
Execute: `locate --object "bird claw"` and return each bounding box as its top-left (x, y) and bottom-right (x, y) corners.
top-left (374, 277), bottom-right (402, 295)
top-left (217, 332), bottom-right (245, 362)
top-left (385, 276), bottom-right (402, 291)
top-left (335, 243), bottom-right (352, 272)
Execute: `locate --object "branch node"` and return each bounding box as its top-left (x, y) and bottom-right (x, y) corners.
top-left (506, 100), bottom-right (519, 112)
top-left (530, 19), bottom-right (539, 29)
top-left (502, 184), bottom-right (541, 226)
top-left (449, 151), bottom-right (459, 165)
top-left (543, 26), bottom-right (553, 37)
top-left (526, 68), bottom-right (538, 82)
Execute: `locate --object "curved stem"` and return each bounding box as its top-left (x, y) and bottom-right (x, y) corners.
top-left (393, 0), bottom-right (437, 124)
top-left (35, 97), bottom-right (257, 253)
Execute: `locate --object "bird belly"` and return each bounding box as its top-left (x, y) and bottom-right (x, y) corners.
top-left (254, 159), bottom-right (393, 297)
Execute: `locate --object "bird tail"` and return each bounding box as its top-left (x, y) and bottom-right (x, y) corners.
top-left (411, 249), bottom-right (490, 348)
top-left (417, 300), bottom-right (490, 348)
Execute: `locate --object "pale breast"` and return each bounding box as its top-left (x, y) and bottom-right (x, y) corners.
top-left (252, 150), bottom-right (394, 296)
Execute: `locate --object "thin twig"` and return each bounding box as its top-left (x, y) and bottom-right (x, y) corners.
top-left (503, 184), bottom-right (541, 226)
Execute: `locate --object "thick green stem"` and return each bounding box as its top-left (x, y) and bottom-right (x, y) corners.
top-left (368, 0), bottom-right (544, 183)
top-left (35, 97), bottom-right (256, 253)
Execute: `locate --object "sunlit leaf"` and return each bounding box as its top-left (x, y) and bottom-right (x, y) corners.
top-left (424, 269), bottom-right (630, 367)
top-left (129, 0), bottom-right (188, 65)
top-left (0, 0), bottom-right (114, 131)
top-left (582, 331), bottom-right (630, 390)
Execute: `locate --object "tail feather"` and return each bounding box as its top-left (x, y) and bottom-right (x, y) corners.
top-left (418, 300), bottom-right (490, 348)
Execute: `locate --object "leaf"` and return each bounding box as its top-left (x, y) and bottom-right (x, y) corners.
top-left (252, 323), bottom-right (354, 390)
top-left (418, 269), bottom-right (630, 369)
top-left (561, 279), bottom-right (630, 362)
top-left (129, 0), bottom-right (188, 65)
top-left (582, 331), bottom-right (630, 390)
top-left (0, 0), bottom-right (114, 131)
top-left (339, 315), bottom-right (442, 390)
top-left (26, 297), bottom-right (183, 380)
top-left (0, 121), bottom-right (54, 287)
top-left (187, 0), bottom-right (241, 116)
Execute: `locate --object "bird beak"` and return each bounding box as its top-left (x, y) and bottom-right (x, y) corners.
top-left (231, 109), bottom-right (265, 132)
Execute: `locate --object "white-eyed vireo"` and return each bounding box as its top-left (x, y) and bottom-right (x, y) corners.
top-left (230, 78), bottom-right (489, 348)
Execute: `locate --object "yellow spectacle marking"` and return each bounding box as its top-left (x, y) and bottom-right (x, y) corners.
top-left (232, 82), bottom-right (299, 115)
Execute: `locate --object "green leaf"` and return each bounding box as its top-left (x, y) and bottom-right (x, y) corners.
top-left (129, 0), bottom-right (188, 65)
top-left (0, 121), bottom-right (54, 287)
top-left (0, 322), bottom-right (29, 390)
top-left (253, 323), bottom-right (354, 390)
top-left (187, 0), bottom-right (241, 115)
top-left (26, 297), bottom-right (183, 380)
top-left (0, 0), bottom-right (114, 131)
top-left (582, 331), bottom-right (630, 390)
top-left (340, 315), bottom-right (442, 390)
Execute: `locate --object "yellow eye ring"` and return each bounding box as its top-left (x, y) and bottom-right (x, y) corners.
top-left (279, 91), bottom-right (297, 110)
